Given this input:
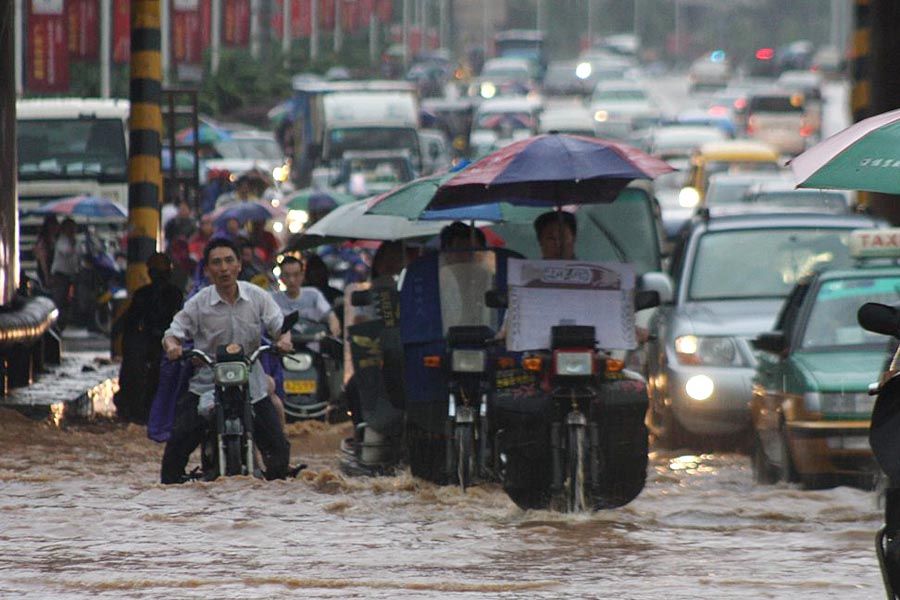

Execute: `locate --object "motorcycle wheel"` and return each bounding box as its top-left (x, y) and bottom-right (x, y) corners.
top-left (224, 437), bottom-right (243, 476)
top-left (456, 423), bottom-right (474, 491)
top-left (567, 424), bottom-right (587, 513)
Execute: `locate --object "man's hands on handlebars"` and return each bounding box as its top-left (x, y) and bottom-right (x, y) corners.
top-left (276, 332), bottom-right (293, 354)
top-left (163, 336), bottom-right (183, 361)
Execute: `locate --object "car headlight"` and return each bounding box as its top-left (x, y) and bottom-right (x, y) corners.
top-left (804, 392), bottom-right (875, 416)
top-left (283, 352), bottom-right (313, 371)
top-left (685, 374), bottom-right (715, 400)
top-left (451, 349), bottom-right (486, 373)
top-left (214, 362), bottom-right (249, 385)
top-left (675, 335), bottom-right (741, 366)
top-left (554, 351), bottom-right (594, 377)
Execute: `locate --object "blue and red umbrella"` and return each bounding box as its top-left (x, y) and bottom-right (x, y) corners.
top-left (428, 133), bottom-right (673, 209)
top-left (35, 195), bottom-right (126, 219)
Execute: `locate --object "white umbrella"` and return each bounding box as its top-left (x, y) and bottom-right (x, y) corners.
top-left (295, 198), bottom-right (480, 249)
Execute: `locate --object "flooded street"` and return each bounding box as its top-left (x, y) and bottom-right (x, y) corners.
top-left (0, 408), bottom-right (882, 599)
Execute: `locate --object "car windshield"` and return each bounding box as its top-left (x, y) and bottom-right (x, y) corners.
top-left (326, 127), bottom-right (420, 161)
top-left (800, 276), bottom-right (900, 349)
top-left (593, 89), bottom-right (647, 102)
top-left (689, 227), bottom-right (854, 301)
top-left (17, 118), bottom-right (127, 181)
top-left (745, 191), bottom-right (848, 213)
top-left (214, 137), bottom-right (282, 160)
top-left (701, 160), bottom-right (780, 189)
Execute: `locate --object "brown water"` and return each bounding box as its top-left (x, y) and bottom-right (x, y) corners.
top-left (0, 408), bottom-right (883, 599)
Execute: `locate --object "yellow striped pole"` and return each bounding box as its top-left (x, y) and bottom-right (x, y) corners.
top-left (851, 0), bottom-right (871, 123)
top-left (127, 0), bottom-right (162, 293)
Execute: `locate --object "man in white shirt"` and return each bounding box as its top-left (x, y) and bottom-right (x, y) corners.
top-left (160, 238), bottom-right (293, 484)
top-left (271, 255), bottom-right (341, 337)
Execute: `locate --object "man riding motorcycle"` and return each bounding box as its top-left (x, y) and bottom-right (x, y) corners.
top-left (160, 238), bottom-right (293, 484)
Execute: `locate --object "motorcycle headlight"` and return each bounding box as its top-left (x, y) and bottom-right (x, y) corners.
top-left (451, 349), bottom-right (486, 373)
top-left (554, 351), bottom-right (594, 377)
top-left (283, 352), bottom-right (313, 371)
top-left (214, 362), bottom-right (249, 385)
top-left (675, 335), bottom-right (741, 366)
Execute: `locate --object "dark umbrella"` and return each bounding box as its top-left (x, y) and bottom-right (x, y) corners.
top-left (427, 133), bottom-right (673, 209)
top-left (211, 200), bottom-right (286, 227)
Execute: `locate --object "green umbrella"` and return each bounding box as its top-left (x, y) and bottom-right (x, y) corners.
top-left (366, 172), bottom-right (567, 223)
top-left (792, 107), bottom-right (900, 193)
top-left (286, 189), bottom-right (355, 211)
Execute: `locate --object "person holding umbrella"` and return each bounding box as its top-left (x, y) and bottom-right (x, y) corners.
top-left (50, 218), bottom-right (80, 330)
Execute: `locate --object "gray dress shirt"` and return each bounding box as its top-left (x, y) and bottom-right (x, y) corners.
top-left (165, 281), bottom-right (284, 402)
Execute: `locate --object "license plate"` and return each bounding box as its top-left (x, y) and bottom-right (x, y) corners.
top-left (285, 379), bottom-right (317, 394)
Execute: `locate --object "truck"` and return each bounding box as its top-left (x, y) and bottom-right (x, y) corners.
top-left (16, 98), bottom-right (130, 274)
top-left (287, 80), bottom-right (421, 187)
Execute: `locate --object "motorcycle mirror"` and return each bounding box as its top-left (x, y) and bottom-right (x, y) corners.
top-left (485, 289), bottom-right (508, 309)
top-left (281, 311), bottom-right (299, 334)
top-left (351, 290), bottom-right (372, 307)
top-left (634, 290), bottom-right (660, 312)
top-left (858, 303), bottom-right (900, 338)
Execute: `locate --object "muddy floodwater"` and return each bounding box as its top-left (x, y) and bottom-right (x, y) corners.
top-left (0, 408), bottom-right (884, 599)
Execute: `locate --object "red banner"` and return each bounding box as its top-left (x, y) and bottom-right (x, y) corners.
top-left (27, 0), bottom-right (69, 92)
top-left (67, 0), bottom-right (99, 59)
top-left (112, 0), bottom-right (130, 63)
top-left (199, 0), bottom-right (211, 48)
top-left (173, 0), bottom-right (202, 64)
top-left (224, 0), bottom-right (250, 46)
top-left (374, 0), bottom-right (391, 23)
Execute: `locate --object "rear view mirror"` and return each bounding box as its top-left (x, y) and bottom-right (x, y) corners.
top-left (752, 331), bottom-right (787, 355)
top-left (485, 289), bottom-right (508, 309)
top-left (634, 290), bottom-right (660, 312)
top-left (281, 311), bottom-right (299, 334)
top-left (858, 302), bottom-right (900, 338)
top-left (638, 272), bottom-right (674, 305)
top-left (351, 290), bottom-right (372, 307)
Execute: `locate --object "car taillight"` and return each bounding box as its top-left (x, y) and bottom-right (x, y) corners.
top-left (553, 350), bottom-right (594, 377)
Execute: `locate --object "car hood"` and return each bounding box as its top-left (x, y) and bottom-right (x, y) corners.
top-left (792, 350), bottom-right (885, 392)
top-left (676, 299), bottom-right (784, 338)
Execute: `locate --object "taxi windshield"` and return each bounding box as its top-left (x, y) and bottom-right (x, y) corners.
top-left (689, 228), bottom-right (854, 301)
top-left (800, 276), bottom-right (900, 349)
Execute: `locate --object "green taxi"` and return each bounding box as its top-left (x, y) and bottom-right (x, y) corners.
top-left (750, 230), bottom-right (900, 488)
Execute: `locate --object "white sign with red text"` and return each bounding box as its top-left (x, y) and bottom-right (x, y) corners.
top-left (850, 229), bottom-right (900, 259)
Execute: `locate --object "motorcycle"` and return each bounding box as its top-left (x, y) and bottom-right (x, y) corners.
top-left (187, 312), bottom-right (298, 480)
top-left (425, 324), bottom-right (498, 491)
top-left (490, 291), bottom-right (660, 512)
top-left (281, 317), bottom-right (344, 421)
top-left (857, 302), bottom-right (900, 599)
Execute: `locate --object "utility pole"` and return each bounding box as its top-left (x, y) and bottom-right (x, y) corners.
top-left (402, 0), bottom-right (410, 67)
top-left (282, 0), bottom-right (290, 69)
top-left (1, 0), bottom-right (18, 302)
top-left (101, 0), bottom-right (111, 97)
top-left (127, 0), bottom-right (163, 292)
top-left (439, 0), bottom-right (448, 49)
top-left (311, 0), bottom-right (319, 62)
top-left (587, 0), bottom-right (593, 48)
top-left (369, 11), bottom-right (378, 66)
top-left (211, 0), bottom-right (221, 74)
top-left (250, 0), bottom-right (261, 59)
top-left (14, 0), bottom-right (22, 97)
top-left (161, 0), bottom-right (170, 85)
top-left (334, 0), bottom-right (342, 53)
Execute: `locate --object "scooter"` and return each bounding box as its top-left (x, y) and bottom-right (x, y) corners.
top-left (857, 302), bottom-right (900, 599)
top-left (188, 312), bottom-right (298, 480)
top-left (281, 318), bottom-right (343, 421)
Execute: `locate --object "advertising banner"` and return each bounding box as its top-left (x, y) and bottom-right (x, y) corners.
top-left (27, 0), bottom-right (69, 92)
top-left (112, 0), bottom-right (130, 63)
top-left (505, 259), bottom-right (637, 351)
top-left (173, 0), bottom-right (202, 63)
top-left (223, 0), bottom-right (250, 46)
top-left (67, 0), bottom-right (99, 59)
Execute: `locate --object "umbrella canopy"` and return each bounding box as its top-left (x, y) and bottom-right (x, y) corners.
top-left (176, 122), bottom-right (232, 145)
top-left (428, 133), bottom-right (673, 209)
top-left (211, 200), bottom-right (286, 226)
top-left (286, 189), bottom-right (356, 212)
top-left (34, 195), bottom-right (126, 219)
top-left (792, 107), bottom-right (900, 193)
top-left (293, 198), bottom-right (477, 250)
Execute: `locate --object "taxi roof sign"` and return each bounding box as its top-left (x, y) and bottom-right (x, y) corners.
top-left (850, 228), bottom-right (900, 259)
